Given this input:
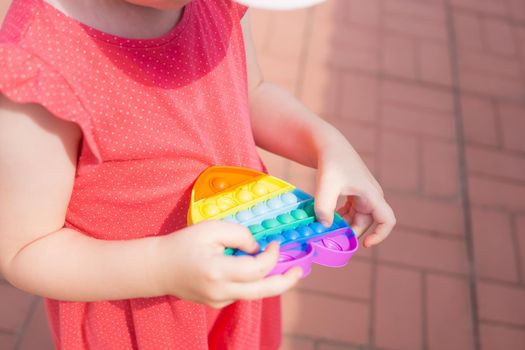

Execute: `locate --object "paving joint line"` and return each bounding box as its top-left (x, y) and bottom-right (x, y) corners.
top-left (445, 2), bottom-right (481, 349)
top-left (296, 287), bottom-right (370, 304)
top-left (13, 296), bottom-right (40, 350)
top-left (421, 271), bottom-right (428, 350)
top-left (508, 214), bottom-right (524, 286)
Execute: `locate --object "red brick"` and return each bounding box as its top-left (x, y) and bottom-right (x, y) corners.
top-left (381, 35), bottom-right (417, 79)
top-left (426, 275), bottom-right (475, 350)
top-left (480, 323), bottom-right (525, 350)
top-left (418, 42), bottom-right (453, 86)
top-left (517, 27), bottom-right (525, 54)
top-left (469, 176), bottom-right (525, 211)
top-left (453, 11), bottom-right (484, 50)
top-left (449, 0), bottom-right (509, 16)
top-left (385, 0), bottom-right (446, 22)
top-left (314, 0), bottom-right (380, 28)
top-left (258, 55), bottom-right (298, 95)
top-left (287, 161), bottom-right (316, 195)
top-left (382, 80), bottom-right (454, 113)
top-left (331, 47), bottom-right (380, 73)
top-left (377, 228), bottom-right (468, 274)
top-left (499, 102), bottom-right (525, 153)
top-left (482, 17), bottom-right (517, 56)
top-left (458, 51), bottom-right (525, 98)
top-left (333, 121), bottom-right (377, 155)
top-left (0, 334), bottom-right (15, 350)
top-left (516, 215), bottom-right (525, 283)
top-left (459, 51), bottom-right (522, 79)
top-left (459, 71), bottom-right (525, 99)
top-left (266, 11), bottom-right (308, 61)
top-left (299, 63), bottom-right (340, 118)
top-left (258, 148), bottom-right (290, 180)
top-left (384, 14), bottom-right (448, 41)
top-left (374, 265), bottom-right (422, 350)
top-left (478, 281), bottom-right (525, 326)
top-left (18, 299), bottom-right (55, 350)
top-left (306, 24), bottom-right (379, 73)
top-left (509, 0), bottom-right (525, 21)
top-left (466, 146), bottom-right (525, 182)
top-left (280, 335), bottom-right (315, 350)
top-left (471, 207), bottom-right (519, 282)
top-left (329, 25), bottom-right (380, 52)
top-left (345, 0), bottom-right (381, 27)
top-left (461, 95), bottom-right (499, 146)
top-left (0, 284), bottom-right (34, 332)
top-left (379, 132), bottom-right (419, 191)
top-left (318, 343), bottom-right (362, 350)
top-left (340, 73), bottom-right (379, 123)
top-left (381, 103), bottom-right (456, 140)
top-left (387, 192), bottom-right (465, 235)
top-left (282, 290), bottom-right (369, 344)
top-left (421, 139), bottom-right (460, 198)
top-left (298, 260), bottom-right (372, 300)
top-left (251, 10), bottom-right (272, 54)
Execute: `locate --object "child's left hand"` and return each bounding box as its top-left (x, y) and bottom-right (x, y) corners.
top-left (313, 131), bottom-right (396, 248)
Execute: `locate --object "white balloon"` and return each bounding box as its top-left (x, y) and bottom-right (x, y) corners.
top-left (234, 0), bottom-right (327, 10)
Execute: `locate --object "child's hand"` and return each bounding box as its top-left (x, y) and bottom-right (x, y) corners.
top-left (313, 133), bottom-right (396, 248)
top-left (154, 220), bottom-right (302, 308)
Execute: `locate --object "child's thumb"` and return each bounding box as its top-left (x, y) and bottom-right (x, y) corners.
top-left (213, 222), bottom-right (259, 253)
top-left (314, 172), bottom-right (340, 228)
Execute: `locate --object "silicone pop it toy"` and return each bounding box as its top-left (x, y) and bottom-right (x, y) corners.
top-left (188, 166), bottom-right (358, 278)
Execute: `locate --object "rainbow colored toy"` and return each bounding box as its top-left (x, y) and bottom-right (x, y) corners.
top-left (188, 166), bottom-right (358, 278)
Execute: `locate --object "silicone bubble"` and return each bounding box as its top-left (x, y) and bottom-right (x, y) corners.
top-left (236, 188), bottom-right (253, 202)
top-left (236, 210), bottom-right (254, 222)
top-left (217, 196), bottom-right (235, 210)
top-left (251, 182), bottom-right (268, 196)
top-left (262, 218), bottom-right (280, 229)
top-left (277, 213), bottom-right (295, 224)
top-left (202, 203), bottom-right (220, 217)
top-left (252, 202), bottom-right (269, 215)
top-left (211, 177), bottom-right (229, 191)
top-left (267, 197), bottom-right (284, 209)
top-left (281, 192), bottom-right (298, 204)
top-left (291, 209), bottom-right (308, 220)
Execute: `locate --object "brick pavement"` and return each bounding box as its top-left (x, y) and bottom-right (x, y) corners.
top-left (1, 0), bottom-right (525, 349)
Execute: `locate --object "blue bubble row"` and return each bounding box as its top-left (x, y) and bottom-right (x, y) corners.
top-left (233, 220), bottom-right (346, 256)
top-left (221, 189), bottom-right (312, 227)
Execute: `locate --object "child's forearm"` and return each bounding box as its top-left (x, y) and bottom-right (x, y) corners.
top-left (3, 227), bottom-right (165, 302)
top-left (249, 81), bottom-right (345, 167)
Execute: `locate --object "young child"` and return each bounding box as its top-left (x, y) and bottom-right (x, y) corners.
top-left (0, 0), bottom-right (396, 349)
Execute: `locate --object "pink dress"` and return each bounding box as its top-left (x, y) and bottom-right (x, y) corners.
top-left (0, 0), bottom-right (281, 348)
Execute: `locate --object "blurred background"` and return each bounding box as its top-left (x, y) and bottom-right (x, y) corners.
top-left (1, 0), bottom-right (525, 349)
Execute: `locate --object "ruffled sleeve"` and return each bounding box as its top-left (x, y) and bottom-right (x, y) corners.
top-left (0, 44), bottom-right (102, 164)
top-left (235, 3), bottom-right (249, 18)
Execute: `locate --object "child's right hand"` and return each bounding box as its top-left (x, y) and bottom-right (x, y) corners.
top-left (153, 220), bottom-right (303, 308)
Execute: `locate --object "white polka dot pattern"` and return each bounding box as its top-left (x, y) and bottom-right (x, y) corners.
top-left (0, 0), bottom-right (282, 348)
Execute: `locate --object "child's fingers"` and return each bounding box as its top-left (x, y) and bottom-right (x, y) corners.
top-left (226, 266), bottom-right (303, 300)
top-left (314, 171), bottom-right (340, 227)
top-left (363, 198), bottom-right (396, 248)
top-left (350, 212), bottom-right (373, 238)
top-left (219, 242), bottom-right (281, 282)
top-left (208, 221), bottom-right (259, 254)
top-left (336, 197), bottom-right (352, 216)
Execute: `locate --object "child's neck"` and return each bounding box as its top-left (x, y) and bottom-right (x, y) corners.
top-left (44, 0), bottom-right (184, 39)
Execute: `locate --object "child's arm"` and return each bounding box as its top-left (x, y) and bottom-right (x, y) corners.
top-left (0, 95), bottom-right (301, 305)
top-left (241, 12), bottom-right (396, 247)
